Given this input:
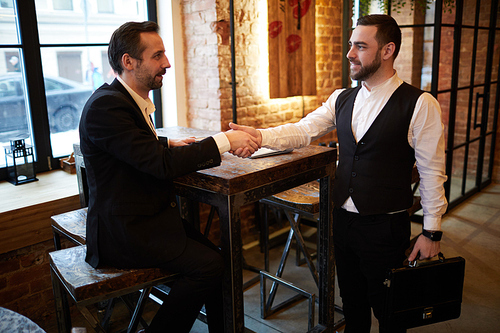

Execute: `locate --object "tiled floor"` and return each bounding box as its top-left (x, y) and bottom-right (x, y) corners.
top-left (56, 183), bottom-right (500, 332)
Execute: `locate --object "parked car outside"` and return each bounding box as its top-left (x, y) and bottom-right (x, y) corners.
top-left (0, 73), bottom-right (93, 141)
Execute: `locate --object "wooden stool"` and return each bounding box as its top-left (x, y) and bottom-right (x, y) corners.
top-left (50, 245), bottom-right (179, 333)
top-left (52, 208), bottom-right (87, 250)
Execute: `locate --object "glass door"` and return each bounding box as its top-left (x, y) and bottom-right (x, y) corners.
top-left (439, 0), bottom-right (500, 207)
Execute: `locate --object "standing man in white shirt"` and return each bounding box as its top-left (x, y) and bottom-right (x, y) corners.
top-left (230, 14), bottom-right (448, 332)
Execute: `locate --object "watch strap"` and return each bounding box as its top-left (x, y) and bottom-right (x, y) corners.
top-left (422, 229), bottom-right (443, 241)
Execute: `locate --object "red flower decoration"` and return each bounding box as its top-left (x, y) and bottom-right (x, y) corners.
top-left (269, 21), bottom-right (283, 39)
top-left (288, 0), bottom-right (312, 19)
top-left (286, 34), bottom-right (301, 53)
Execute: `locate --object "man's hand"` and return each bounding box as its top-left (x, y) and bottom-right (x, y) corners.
top-left (408, 234), bottom-right (441, 262)
top-left (225, 129), bottom-right (260, 158)
top-left (170, 137), bottom-right (196, 147)
top-left (228, 122), bottom-right (262, 157)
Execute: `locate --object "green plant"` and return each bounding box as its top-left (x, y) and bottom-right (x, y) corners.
top-left (358, 0), bottom-right (455, 16)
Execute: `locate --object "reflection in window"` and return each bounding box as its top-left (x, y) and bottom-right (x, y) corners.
top-left (0, 50), bottom-right (32, 168)
top-left (0, 0), bottom-right (13, 8)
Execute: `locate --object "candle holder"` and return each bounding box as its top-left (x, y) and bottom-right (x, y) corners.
top-left (4, 138), bottom-right (38, 185)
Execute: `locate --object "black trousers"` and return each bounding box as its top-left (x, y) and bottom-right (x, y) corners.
top-left (147, 220), bottom-right (224, 333)
top-left (333, 208), bottom-right (410, 333)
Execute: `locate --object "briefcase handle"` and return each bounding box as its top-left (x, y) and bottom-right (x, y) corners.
top-left (408, 252), bottom-right (445, 268)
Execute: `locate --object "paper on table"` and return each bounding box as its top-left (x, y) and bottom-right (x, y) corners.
top-left (249, 147), bottom-right (293, 159)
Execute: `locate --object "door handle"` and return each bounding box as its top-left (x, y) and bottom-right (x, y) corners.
top-left (474, 92), bottom-right (485, 130)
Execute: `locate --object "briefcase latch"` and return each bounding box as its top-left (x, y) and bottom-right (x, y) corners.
top-left (423, 307), bottom-right (433, 319)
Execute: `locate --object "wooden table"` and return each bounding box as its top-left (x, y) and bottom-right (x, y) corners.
top-left (158, 126), bottom-right (337, 333)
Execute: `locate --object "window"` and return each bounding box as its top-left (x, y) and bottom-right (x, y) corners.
top-left (0, 0), bottom-right (158, 177)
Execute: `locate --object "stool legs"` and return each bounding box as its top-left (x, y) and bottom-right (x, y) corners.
top-left (260, 204), bottom-right (319, 330)
top-left (260, 271), bottom-right (316, 331)
top-left (50, 266), bottom-right (72, 333)
top-left (284, 210), bottom-right (319, 286)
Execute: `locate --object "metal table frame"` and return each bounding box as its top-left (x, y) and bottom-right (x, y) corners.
top-left (159, 127), bottom-right (337, 333)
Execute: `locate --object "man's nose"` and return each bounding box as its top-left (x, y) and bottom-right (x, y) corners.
top-left (163, 56), bottom-right (171, 69)
top-left (346, 47), bottom-right (355, 60)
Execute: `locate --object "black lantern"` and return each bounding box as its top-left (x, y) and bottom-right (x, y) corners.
top-left (4, 139), bottom-right (38, 185)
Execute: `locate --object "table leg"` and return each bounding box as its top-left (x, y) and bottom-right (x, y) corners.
top-left (313, 173), bottom-right (335, 332)
top-left (217, 195), bottom-right (245, 333)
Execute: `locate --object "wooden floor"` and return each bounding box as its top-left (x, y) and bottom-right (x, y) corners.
top-left (44, 183), bottom-right (500, 333)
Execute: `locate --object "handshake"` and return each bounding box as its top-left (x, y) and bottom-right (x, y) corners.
top-left (169, 123), bottom-right (262, 158)
top-left (224, 122), bottom-right (262, 158)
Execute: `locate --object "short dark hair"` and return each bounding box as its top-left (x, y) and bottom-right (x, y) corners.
top-left (357, 14), bottom-right (401, 59)
top-left (108, 21), bottom-right (159, 75)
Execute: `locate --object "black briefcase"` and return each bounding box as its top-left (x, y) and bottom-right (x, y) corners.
top-left (383, 252), bottom-right (465, 330)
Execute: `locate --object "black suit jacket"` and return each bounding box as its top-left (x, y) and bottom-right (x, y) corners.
top-left (79, 79), bottom-right (221, 269)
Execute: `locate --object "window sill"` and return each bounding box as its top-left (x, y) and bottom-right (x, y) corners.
top-left (0, 169), bottom-right (79, 214)
top-left (0, 170), bottom-right (81, 254)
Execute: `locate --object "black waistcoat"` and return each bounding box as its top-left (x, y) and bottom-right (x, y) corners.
top-left (332, 82), bottom-right (423, 215)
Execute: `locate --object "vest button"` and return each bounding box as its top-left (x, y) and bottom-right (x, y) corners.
top-left (171, 202), bottom-right (177, 208)
top-left (354, 155), bottom-right (359, 161)
top-left (352, 172), bottom-right (357, 177)
top-left (348, 188), bottom-right (354, 193)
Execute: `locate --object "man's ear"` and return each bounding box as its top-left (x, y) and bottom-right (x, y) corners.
top-left (382, 42), bottom-right (396, 61)
top-left (121, 53), bottom-right (135, 71)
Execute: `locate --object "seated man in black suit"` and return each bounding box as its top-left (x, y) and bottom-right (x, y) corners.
top-left (79, 21), bottom-right (259, 333)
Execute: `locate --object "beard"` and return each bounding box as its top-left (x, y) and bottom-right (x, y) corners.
top-left (349, 51), bottom-right (382, 82)
top-left (136, 64), bottom-right (165, 91)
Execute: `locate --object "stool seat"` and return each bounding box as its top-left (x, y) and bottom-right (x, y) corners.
top-left (51, 208), bottom-right (87, 247)
top-left (261, 181), bottom-right (320, 215)
top-left (50, 245), bottom-right (177, 304)
top-left (50, 245), bottom-right (179, 332)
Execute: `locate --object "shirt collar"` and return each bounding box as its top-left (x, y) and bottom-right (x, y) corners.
top-left (361, 71), bottom-right (402, 94)
top-left (116, 76), bottom-right (156, 116)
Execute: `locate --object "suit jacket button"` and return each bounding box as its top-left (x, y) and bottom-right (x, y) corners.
top-left (171, 202), bottom-right (177, 208)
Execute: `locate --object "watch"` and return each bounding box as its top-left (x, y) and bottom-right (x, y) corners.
top-left (422, 229), bottom-right (443, 241)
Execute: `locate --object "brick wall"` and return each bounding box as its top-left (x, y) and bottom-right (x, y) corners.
top-left (182, 0), bottom-right (343, 132)
top-left (0, 239), bottom-right (57, 330)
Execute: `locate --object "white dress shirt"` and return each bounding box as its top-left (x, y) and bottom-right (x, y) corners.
top-left (117, 76), bottom-right (158, 139)
top-left (116, 76), bottom-right (231, 153)
top-left (259, 72), bottom-right (448, 231)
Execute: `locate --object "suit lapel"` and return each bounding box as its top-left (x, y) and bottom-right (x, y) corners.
top-left (111, 79), bottom-right (157, 137)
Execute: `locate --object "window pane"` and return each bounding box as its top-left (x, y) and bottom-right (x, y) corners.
top-left (0, 0), bottom-right (20, 45)
top-left (35, 0), bottom-right (148, 44)
top-left (0, 49), bottom-right (33, 168)
top-left (53, 0), bottom-right (73, 11)
top-left (40, 46), bottom-right (115, 157)
top-left (97, 0), bottom-right (114, 14)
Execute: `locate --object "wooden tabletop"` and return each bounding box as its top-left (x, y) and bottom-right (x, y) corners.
top-left (158, 126), bottom-right (337, 195)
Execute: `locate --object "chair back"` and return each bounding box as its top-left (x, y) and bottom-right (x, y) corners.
top-left (73, 143), bottom-right (88, 208)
